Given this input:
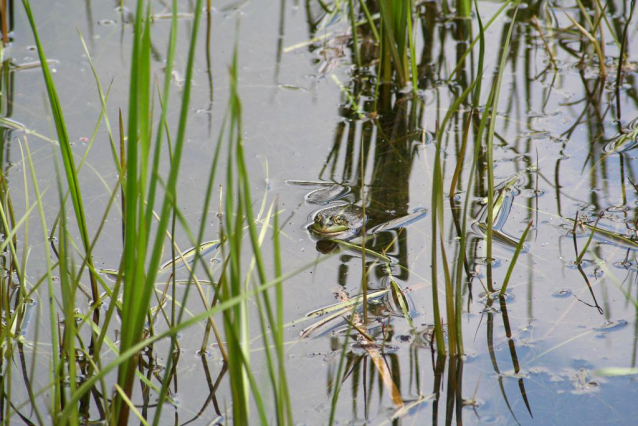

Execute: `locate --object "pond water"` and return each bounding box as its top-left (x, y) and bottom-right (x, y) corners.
top-left (4, 0), bottom-right (638, 424)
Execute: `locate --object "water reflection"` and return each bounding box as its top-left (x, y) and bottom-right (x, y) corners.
top-left (295, 0), bottom-right (638, 423)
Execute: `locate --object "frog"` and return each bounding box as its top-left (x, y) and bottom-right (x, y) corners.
top-left (307, 204), bottom-right (366, 240)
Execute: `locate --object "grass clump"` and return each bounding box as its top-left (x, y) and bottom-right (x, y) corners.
top-left (18, 0), bottom-right (295, 424)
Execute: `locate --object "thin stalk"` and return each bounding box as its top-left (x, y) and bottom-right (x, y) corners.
top-left (347, 0), bottom-right (361, 68)
top-left (561, 8), bottom-right (606, 78)
top-left (406, 0), bottom-right (418, 92)
top-left (360, 127), bottom-right (368, 325)
top-left (22, 0), bottom-right (101, 331)
top-left (378, 0), bottom-right (407, 86)
top-left (616, 0), bottom-right (636, 100)
top-left (1, 0), bottom-right (8, 46)
top-left (358, 0), bottom-right (379, 42)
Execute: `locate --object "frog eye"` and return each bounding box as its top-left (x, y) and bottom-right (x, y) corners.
top-left (314, 215), bottom-right (322, 223)
top-left (334, 216), bottom-right (344, 225)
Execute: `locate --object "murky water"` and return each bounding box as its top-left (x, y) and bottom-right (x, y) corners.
top-left (4, 0), bottom-right (638, 424)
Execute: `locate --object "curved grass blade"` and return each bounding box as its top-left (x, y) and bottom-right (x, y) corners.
top-left (304, 289), bottom-right (390, 319)
top-left (330, 238), bottom-right (392, 262)
top-left (566, 218), bottom-right (638, 250)
top-left (594, 368), bottom-right (638, 377)
top-left (284, 179), bottom-right (337, 187)
top-left (301, 289), bottom-right (392, 338)
top-left (306, 183), bottom-right (350, 204)
top-left (475, 222), bottom-right (522, 251)
top-left (369, 208), bottom-right (428, 234)
top-left (0, 117), bottom-right (56, 143)
top-left (158, 240), bottom-right (220, 273)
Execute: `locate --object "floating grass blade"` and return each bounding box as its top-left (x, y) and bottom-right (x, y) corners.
top-left (304, 289), bottom-right (390, 318)
top-left (301, 289), bottom-right (392, 338)
top-left (158, 240), bottom-right (220, 273)
top-left (368, 209), bottom-right (428, 234)
top-left (329, 238), bottom-right (393, 262)
top-left (566, 216), bottom-right (638, 250)
top-left (594, 368), bottom-right (638, 377)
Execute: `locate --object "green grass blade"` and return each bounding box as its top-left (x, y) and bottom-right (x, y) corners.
top-left (22, 0), bottom-right (101, 319)
top-left (499, 221), bottom-right (533, 297)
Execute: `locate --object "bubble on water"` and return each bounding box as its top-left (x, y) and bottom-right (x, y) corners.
top-left (613, 260), bottom-right (634, 270)
top-left (396, 334), bottom-right (412, 343)
top-left (552, 289), bottom-right (572, 298)
top-left (475, 257), bottom-right (501, 268)
top-left (595, 319), bottom-right (628, 332)
top-left (607, 205), bottom-right (630, 213)
top-left (478, 414), bottom-right (503, 424)
top-left (568, 260), bottom-right (590, 270)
